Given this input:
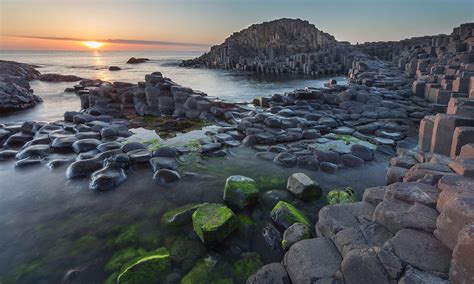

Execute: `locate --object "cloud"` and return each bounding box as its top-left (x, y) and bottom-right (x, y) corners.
top-left (9, 35), bottom-right (211, 48)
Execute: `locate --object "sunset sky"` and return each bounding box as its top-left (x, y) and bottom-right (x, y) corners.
top-left (0, 0), bottom-right (472, 51)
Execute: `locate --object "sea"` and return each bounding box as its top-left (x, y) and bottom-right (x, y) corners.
top-left (0, 50), bottom-right (346, 123)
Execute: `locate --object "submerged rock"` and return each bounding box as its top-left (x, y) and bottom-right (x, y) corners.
top-left (89, 166), bottom-right (127, 191)
top-left (192, 203), bottom-right (237, 243)
top-left (66, 158), bottom-right (103, 178)
top-left (223, 175), bottom-right (259, 210)
top-left (161, 204), bottom-right (202, 227)
top-left (16, 144), bottom-right (50, 159)
top-left (247, 262), bottom-right (290, 284)
top-left (153, 169), bottom-right (181, 184)
top-left (117, 248), bottom-right (170, 283)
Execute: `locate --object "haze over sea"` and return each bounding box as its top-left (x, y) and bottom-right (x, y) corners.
top-left (0, 50), bottom-right (345, 123)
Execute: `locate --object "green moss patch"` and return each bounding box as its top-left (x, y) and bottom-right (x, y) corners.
top-left (232, 252), bottom-right (263, 283)
top-left (327, 187), bottom-right (357, 205)
top-left (270, 201), bottom-right (311, 229)
top-left (192, 203), bottom-right (237, 243)
top-left (181, 257), bottom-right (233, 284)
top-left (170, 236), bottom-right (206, 271)
top-left (139, 115), bottom-right (210, 139)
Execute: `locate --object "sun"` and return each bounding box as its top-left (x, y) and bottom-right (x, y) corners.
top-left (82, 41), bottom-right (104, 49)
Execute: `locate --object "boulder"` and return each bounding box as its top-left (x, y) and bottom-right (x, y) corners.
top-left (385, 166), bottom-right (408, 185)
top-left (351, 144), bottom-right (374, 161)
top-left (362, 186), bottom-right (385, 205)
top-left (282, 222), bottom-right (311, 250)
top-left (89, 166), bottom-right (127, 191)
top-left (15, 144), bottom-right (50, 159)
top-left (384, 229), bottom-right (451, 274)
top-left (66, 158), bottom-right (103, 178)
top-left (271, 201), bottom-right (311, 229)
top-left (373, 198), bottom-right (438, 234)
top-left (161, 204), bottom-right (202, 227)
top-left (121, 142), bottom-right (147, 153)
top-left (384, 182), bottom-right (439, 208)
top-left (126, 57), bottom-right (149, 64)
top-left (247, 262), bottom-right (290, 284)
top-left (450, 223), bottom-right (474, 284)
top-left (72, 138), bottom-right (101, 153)
top-left (399, 265), bottom-right (449, 284)
top-left (316, 202), bottom-right (375, 238)
top-left (341, 154), bottom-right (364, 168)
top-left (286, 173), bottom-right (322, 201)
top-left (153, 169), bottom-right (181, 184)
top-left (449, 159), bottom-right (474, 177)
top-left (192, 203), bottom-right (237, 243)
top-left (283, 238), bottom-right (342, 283)
top-left (223, 175), bottom-right (259, 210)
top-left (153, 146), bottom-right (178, 158)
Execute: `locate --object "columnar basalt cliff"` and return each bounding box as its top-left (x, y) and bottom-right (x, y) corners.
top-left (182, 18), bottom-right (356, 76)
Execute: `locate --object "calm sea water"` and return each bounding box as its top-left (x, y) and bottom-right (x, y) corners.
top-left (0, 50), bottom-right (346, 123)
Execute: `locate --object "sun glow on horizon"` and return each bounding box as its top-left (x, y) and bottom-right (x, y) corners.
top-left (82, 41), bottom-right (104, 49)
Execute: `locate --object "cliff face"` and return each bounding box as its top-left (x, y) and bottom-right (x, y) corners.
top-left (183, 18), bottom-right (356, 76)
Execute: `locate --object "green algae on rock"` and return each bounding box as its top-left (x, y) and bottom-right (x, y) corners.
top-left (232, 252), bottom-right (263, 283)
top-left (117, 247), bottom-right (170, 284)
top-left (170, 236), bottom-right (206, 271)
top-left (223, 175), bottom-right (259, 210)
top-left (192, 203), bottom-right (238, 243)
top-left (181, 256), bottom-right (233, 284)
top-left (270, 201), bottom-right (311, 229)
top-left (327, 187), bottom-right (357, 205)
top-left (161, 203), bottom-right (203, 227)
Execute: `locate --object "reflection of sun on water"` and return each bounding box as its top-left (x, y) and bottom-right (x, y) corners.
top-left (82, 41), bottom-right (104, 49)
top-left (92, 50), bottom-right (110, 82)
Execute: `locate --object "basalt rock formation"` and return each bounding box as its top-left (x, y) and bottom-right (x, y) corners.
top-left (182, 18), bottom-right (356, 76)
top-left (0, 60), bottom-right (42, 113)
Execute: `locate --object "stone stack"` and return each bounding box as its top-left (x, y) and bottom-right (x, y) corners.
top-left (181, 18), bottom-right (356, 76)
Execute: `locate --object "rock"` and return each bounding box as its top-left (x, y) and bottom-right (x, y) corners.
top-left (362, 186), bottom-right (385, 205)
top-left (399, 265), bottom-right (449, 284)
top-left (385, 166), bottom-right (408, 185)
top-left (153, 146), bottom-right (178, 158)
top-left (51, 136), bottom-right (78, 150)
top-left (247, 262), bottom-right (290, 284)
top-left (38, 73), bottom-right (82, 82)
top-left (449, 159), bottom-right (474, 177)
top-left (47, 158), bottom-right (72, 169)
top-left (149, 157), bottom-right (178, 171)
top-left (153, 169), bottom-right (181, 183)
top-left (192, 203), bottom-right (237, 243)
top-left (127, 149), bottom-right (152, 163)
top-left (97, 141), bottom-right (123, 152)
top-left (351, 144), bottom-right (374, 161)
top-left (126, 57), bottom-right (149, 64)
top-left (108, 66), bottom-right (121, 71)
top-left (100, 127), bottom-right (118, 140)
top-left (271, 201), bottom-right (311, 229)
top-left (273, 152), bottom-right (297, 167)
top-left (373, 198), bottom-right (438, 234)
top-left (286, 173), bottom-right (322, 201)
top-left (4, 132), bottom-right (33, 146)
top-left (341, 154), bottom-right (364, 168)
top-left (170, 236), bottom-right (205, 271)
top-left (384, 229), bottom-right (451, 275)
top-left (384, 182), bottom-right (439, 208)
top-left (450, 223), bottom-right (474, 284)
top-left (72, 138), bottom-right (101, 153)
top-left (161, 204), bottom-right (202, 227)
top-left (223, 175), bottom-right (259, 210)
top-left (316, 202), bottom-right (375, 238)
top-left (66, 158), bottom-right (103, 178)
top-left (262, 190), bottom-right (294, 209)
top-left (14, 157), bottom-right (42, 168)
top-left (283, 238), bottom-right (342, 283)
top-left (117, 248), bottom-right (170, 283)
top-left (341, 247), bottom-right (398, 284)
top-left (320, 161), bottom-right (338, 173)
top-left (282, 223), bottom-right (311, 250)
top-left (121, 142), bottom-right (147, 153)
top-left (0, 150), bottom-right (18, 160)
top-left (89, 166), bottom-right (127, 191)
top-left (200, 142), bottom-right (222, 153)
top-left (390, 155), bottom-right (418, 169)
top-left (15, 144), bottom-right (50, 159)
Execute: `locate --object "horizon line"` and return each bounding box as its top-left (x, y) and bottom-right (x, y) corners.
top-left (4, 35), bottom-right (212, 48)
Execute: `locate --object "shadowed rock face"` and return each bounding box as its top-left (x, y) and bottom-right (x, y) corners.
top-left (182, 18), bottom-right (356, 76)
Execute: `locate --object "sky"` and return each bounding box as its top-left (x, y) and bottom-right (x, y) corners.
top-left (0, 0), bottom-right (472, 51)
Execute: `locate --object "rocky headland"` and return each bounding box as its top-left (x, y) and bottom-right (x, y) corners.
top-left (0, 19), bottom-right (473, 284)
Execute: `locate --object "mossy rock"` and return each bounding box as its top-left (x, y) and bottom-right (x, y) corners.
top-left (327, 187), bottom-right (357, 205)
top-left (161, 204), bottom-right (203, 227)
top-left (270, 201), bottom-right (311, 229)
top-left (281, 222), bottom-right (311, 250)
top-left (181, 257), bottom-right (233, 284)
top-left (170, 235), bottom-right (206, 271)
top-left (232, 252), bottom-right (263, 283)
top-left (108, 224), bottom-right (139, 248)
top-left (223, 175), bottom-right (259, 210)
top-left (236, 214), bottom-right (255, 239)
top-left (105, 247), bottom-right (148, 273)
top-left (117, 247), bottom-right (170, 284)
top-left (192, 203), bottom-right (237, 243)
